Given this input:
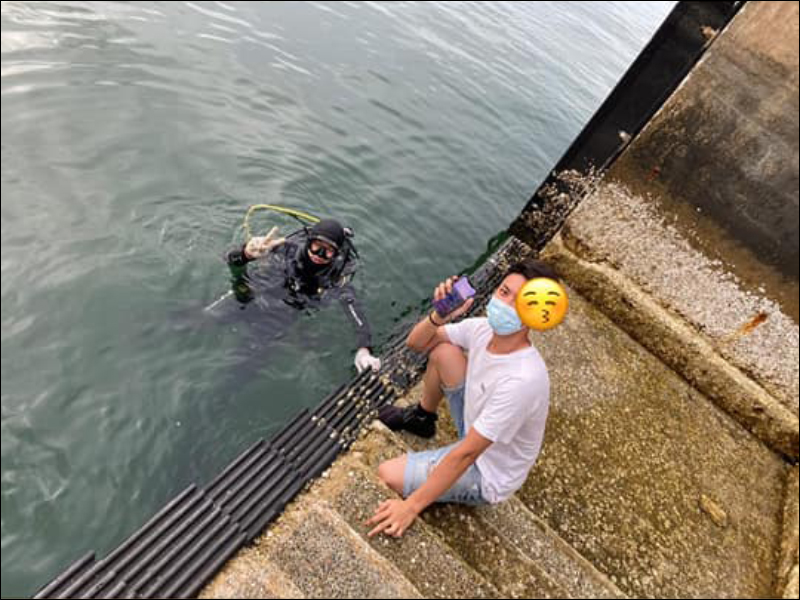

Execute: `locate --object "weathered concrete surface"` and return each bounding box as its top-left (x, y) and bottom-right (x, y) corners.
top-left (541, 181), bottom-right (799, 459)
top-left (784, 564), bottom-right (799, 600)
top-left (475, 497), bottom-right (624, 599)
top-left (778, 466), bottom-right (799, 597)
top-left (350, 426), bottom-right (565, 599)
top-left (516, 284), bottom-right (788, 598)
top-left (200, 552), bottom-right (304, 599)
top-left (610, 1), bottom-right (799, 279)
top-left (204, 500), bottom-right (421, 599)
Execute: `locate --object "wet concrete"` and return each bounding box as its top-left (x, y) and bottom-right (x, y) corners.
top-left (610, 1), bottom-right (799, 280)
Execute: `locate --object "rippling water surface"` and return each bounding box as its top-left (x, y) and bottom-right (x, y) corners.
top-left (1, 1), bottom-right (673, 594)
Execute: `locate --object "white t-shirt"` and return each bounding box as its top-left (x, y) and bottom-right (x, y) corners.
top-left (444, 317), bottom-right (549, 503)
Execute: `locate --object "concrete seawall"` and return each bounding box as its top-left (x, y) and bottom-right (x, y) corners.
top-left (609, 1), bottom-right (799, 281)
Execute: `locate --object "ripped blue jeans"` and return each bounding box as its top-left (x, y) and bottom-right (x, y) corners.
top-left (402, 383), bottom-right (487, 505)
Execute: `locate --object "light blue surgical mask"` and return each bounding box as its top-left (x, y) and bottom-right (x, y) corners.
top-left (486, 296), bottom-right (524, 335)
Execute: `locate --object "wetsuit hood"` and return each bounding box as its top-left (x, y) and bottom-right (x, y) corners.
top-left (307, 219), bottom-right (346, 250)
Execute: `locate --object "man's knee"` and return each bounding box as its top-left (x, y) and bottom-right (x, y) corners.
top-left (428, 342), bottom-right (466, 386)
top-left (377, 456), bottom-right (405, 495)
top-left (429, 341), bottom-right (462, 365)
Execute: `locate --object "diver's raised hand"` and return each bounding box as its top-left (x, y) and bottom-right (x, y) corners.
top-left (244, 226), bottom-right (285, 260)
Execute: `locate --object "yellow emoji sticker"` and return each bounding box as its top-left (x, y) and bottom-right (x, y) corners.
top-left (516, 278), bottom-right (568, 330)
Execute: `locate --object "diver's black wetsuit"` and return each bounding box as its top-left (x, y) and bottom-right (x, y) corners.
top-left (222, 229), bottom-right (372, 349)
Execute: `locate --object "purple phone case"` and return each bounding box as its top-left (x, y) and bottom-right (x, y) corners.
top-left (433, 277), bottom-right (476, 318)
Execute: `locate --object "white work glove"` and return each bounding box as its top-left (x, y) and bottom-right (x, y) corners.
top-left (354, 347), bottom-right (381, 373)
top-left (244, 226), bottom-right (285, 260)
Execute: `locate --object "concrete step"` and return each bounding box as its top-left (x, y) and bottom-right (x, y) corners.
top-left (200, 552), bottom-right (305, 599)
top-left (303, 436), bottom-right (501, 599)
top-left (421, 500), bottom-right (567, 598)
top-left (474, 498), bottom-right (624, 599)
top-left (516, 285), bottom-right (789, 598)
top-left (200, 500), bottom-right (420, 599)
top-left (368, 419), bottom-right (624, 598)
top-left (267, 502), bottom-right (422, 598)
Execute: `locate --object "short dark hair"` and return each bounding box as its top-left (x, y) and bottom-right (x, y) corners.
top-left (504, 258), bottom-right (559, 282)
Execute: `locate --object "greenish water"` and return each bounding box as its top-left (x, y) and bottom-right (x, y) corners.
top-left (1, 1), bottom-right (673, 595)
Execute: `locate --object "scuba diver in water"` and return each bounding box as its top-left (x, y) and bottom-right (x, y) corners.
top-left (221, 217), bottom-right (381, 373)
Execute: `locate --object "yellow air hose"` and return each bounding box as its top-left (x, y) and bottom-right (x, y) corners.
top-left (242, 204), bottom-right (320, 241)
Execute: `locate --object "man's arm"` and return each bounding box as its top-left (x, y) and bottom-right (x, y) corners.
top-left (406, 276), bottom-right (474, 353)
top-left (366, 427), bottom-right (492, 538)
top-left (406, 427), bottom-right (492, 512)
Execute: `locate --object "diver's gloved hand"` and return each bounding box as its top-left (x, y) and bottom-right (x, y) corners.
top-left (243, 226), bottom-right (285, 260)
top-left (355, 347), bottom-right (381, 373)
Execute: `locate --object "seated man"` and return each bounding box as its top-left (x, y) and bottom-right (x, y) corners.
top-left (368, 258), bottom-right (556, 538)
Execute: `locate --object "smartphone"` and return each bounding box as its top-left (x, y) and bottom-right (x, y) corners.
top-left (432, 277), bottom-right (476, 318)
